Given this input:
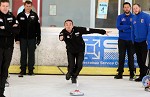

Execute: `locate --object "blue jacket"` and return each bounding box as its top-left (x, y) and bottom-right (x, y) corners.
top-left (116, 13), bottom-right (133, 40)
top-left (131, 12), bottom-right (150, 47)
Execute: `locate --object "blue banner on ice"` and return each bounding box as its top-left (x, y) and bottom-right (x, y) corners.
top-left (83, 35), bottom-right (138, 67)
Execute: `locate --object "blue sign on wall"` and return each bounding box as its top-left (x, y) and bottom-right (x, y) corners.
top-left (83, 35), bottom-right (138, 67)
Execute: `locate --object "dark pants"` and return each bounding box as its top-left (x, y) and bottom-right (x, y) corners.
top-left (117, 39), bottom-right (135, 73)
top-left (20, 38), bottom-right (36, 72)
top-left (67, 51), bottom-right (84, 78)
top-left (149, 50), bottom-right (150, 69)
top-left (0, 48), bottom-right (13, 95)
top-left (134, 41), bottom-right (148, 78)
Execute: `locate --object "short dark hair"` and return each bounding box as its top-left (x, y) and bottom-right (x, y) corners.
top-left (64, 19), bottom-right (73, 25)
top-left (133, 3), bottom-right (141, 7)
top-left (0, 0), bottom-right (10, 5)
top-left (123, 2), bottom-right (131, 8)
top-left (24, 0), bottom-right (32, 5)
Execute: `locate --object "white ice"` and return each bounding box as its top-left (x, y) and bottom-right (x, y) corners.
top-left (5, 75), bottom-right (150, 97)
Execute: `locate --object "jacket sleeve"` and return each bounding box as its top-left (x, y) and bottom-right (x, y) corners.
top-left (12, 15), bottom-right (20, 34)
top-left (36, 15), bottom-right (41, 42)
top-left (76, 27), bottom-right (106, 35)
top-left (116, 15), bottom-right (131, 31)
top-left (59, 29), bottom-right (65, 41)
top-left (15, 15), bottom-right (21, 41)
top-left (11, 14), bottom-right (20, 42)
top-left (131, 21), bottom-right (135, 43)
top-left (147, 15), bottom-right (150, 49)
top-left (4, 13), bottom-right (20, 42)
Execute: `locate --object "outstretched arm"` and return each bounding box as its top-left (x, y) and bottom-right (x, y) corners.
top-left (77, 27), bottom-right (107, 35)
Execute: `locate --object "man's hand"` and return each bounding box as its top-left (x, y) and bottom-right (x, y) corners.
top-left (0, 26), bottom-right (5, 29)
top-left (16, 41), bottom-right (20, 44)
top-left (59, 36), bottom-right (64, 41)
top-left (13, 24), bottom-right (18, 27)
top-left (105, 31), bottom-right (112, 36)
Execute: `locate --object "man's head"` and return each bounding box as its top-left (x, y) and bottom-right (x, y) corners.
top-left (0, 0), bottom-right (9, 14)
top-left (64, 19), bottom-right (73, 33)
top-left (24, 0), bottom-right (32, 13)
top-left (133, 4), bottom-right (141, 15)
top-left (123, 2), bottom-right (131, 14)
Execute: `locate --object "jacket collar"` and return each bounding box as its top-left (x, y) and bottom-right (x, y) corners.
top-left (22, 9), bottom-right (33, 14)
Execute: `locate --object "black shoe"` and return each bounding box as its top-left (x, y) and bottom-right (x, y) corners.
top-left (66, 73), bottom-right (71, 80)
top-left (0, 94), bottom-right (5, 97)
top-left (71, 78), bottom-right (77, 83)
top-left (28, 71), bottom-right (34, 76)
top-left (135, 77), bottom-right (142, 82)
top-left (114, 73), bottom-right (123, 79)
top-left (145, 87), bottom-right (150, 92)
top-left (129, 73), bottom-right (136, 81)
top-left (18, 71), bottom-right (26, 77)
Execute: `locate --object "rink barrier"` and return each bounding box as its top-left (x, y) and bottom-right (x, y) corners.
top-left (8, 65), bottom-right (140, 75)
top-left (10, 27), bottom-right (146, 75)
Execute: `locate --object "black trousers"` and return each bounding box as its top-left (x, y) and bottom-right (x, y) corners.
top-left (117, 39), bottom-right (135, 73)
top-left (20, 38), bottom-right (36, 72)
top-left (149, 49), bottom-right (150, 69)
top-left (67, 51), bottom-right (84, 78)
top-left (0, 48), bottom-right (13, 95)
top-left (134, 41), bottom-right (148, 78)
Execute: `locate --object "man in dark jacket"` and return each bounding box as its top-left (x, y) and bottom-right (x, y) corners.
top-left (17, 1), bottom-right (41, 77)
top-left (59, 19), bottom-right (108, 83)
top-left (0, 0), bottom-right (19, 97)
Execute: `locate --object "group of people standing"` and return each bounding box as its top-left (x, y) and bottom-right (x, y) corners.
top-left (0, 0), bottom-right (41, 97)
top-left (115, 2), bottom-right (150, 82)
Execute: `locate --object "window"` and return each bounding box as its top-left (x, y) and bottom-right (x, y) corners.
top-left (95, 0), bottom-right (118, 28)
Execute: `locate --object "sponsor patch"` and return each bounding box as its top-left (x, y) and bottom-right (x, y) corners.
top-left (30, 16), bottom-right (35, 19)
top-left (7, 17), bottom-right (13, 21)
top-left (20, 17), bottom-right (25, 20)
top-left (0, 18), bottom-right (3, 22)
top-left (141, 19), bottom-right (144, 23)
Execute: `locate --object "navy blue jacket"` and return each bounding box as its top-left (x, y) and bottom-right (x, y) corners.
top-left (131, 12), bottom-right (150, 46)
top-left (116, 13), bottom-right (133, 40)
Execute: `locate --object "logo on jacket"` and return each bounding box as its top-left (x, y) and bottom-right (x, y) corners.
top-left (0, 18), bottom-right (3, 22)
top-left (67, 35), bottom-right (70, 39)
top-left (75, 32), bottom-right (80, 36)
top-left (20, 17), bottom-right (25, 20)
top-left (133, 21), bottom-right (136, 24)
top-left (141, 19), bottom-right (144, 23)
top-left (7, 17), bottom-right (13, 21)
top-left (30, 16), bottom-right (35, 19)
top-left (121, 18), bottom-right (126, 21)
top-left (130, 18), bottom-right (132, 22)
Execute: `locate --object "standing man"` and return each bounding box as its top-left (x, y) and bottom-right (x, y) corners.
top-left (114, 2), bottom-right (135, 80)
top-left (59, 19), bottom-right (108, 83)
top-left (131, 4), bottom-right (150, 82)
top-left (17, 0), bottom-right (41, 77)
top-left (0, 0), bottom-right (19, 97)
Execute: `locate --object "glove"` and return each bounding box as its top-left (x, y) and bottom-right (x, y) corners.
top-left (36, 37), bottom-right (41, 45)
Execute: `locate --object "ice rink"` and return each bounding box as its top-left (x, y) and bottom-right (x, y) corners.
top-left (5, 75), bottom-right (150, 97)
